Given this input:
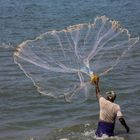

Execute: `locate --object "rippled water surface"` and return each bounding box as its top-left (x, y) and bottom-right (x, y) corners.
top-left (0, 0), bottom-right (140, 140)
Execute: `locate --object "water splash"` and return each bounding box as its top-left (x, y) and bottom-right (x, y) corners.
top-left (13, 16), bottom-right (139, 101)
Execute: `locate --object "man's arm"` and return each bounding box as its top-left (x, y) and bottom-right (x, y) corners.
top-left (95, 82), bottom-right (101, 100)
top-left (119, 117), bottom-right (130, 133)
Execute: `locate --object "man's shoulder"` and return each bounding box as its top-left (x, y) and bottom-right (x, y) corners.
top-left (99, 96), bottom-right (104, 99)
top-left (113, 102), bottom-right (121, 109)
top-left (99, 96), bottom-right (106, 102)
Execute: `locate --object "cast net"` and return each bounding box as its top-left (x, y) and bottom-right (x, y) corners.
top-left (13, 16), bottom-right (139, 101)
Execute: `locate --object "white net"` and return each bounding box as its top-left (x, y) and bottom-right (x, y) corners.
top-left (13, 16), bottom-right (139, 101)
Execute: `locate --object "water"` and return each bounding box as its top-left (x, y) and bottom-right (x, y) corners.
top-left (0, 0), bottom-right (140, 140)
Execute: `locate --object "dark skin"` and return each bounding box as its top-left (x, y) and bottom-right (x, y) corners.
top-left (93, 76), bottom-right (130, 133)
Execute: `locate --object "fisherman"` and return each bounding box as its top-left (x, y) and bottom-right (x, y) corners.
top-left (91, 74), bottom-right (129, 137)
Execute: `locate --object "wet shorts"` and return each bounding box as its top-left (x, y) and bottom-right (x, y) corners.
top-left (95, 121), bottom-right (115, 137)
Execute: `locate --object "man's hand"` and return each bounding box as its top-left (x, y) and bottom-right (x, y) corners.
top-left (126, 125), bottom-right (130, 133)
top-left (90, 74), bottom-right (99, 85)
top-left (90, 74), bottom-right (101, 99)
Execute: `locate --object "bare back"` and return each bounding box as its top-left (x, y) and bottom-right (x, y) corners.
top-left (99, 96), bottom-right (123, 123)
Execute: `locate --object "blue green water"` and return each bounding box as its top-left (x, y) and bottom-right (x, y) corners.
top-left (0, 0), bottom-right (140, 139)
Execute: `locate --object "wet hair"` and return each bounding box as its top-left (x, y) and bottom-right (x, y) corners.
top-left (106, 91), bottom-right (116, 101)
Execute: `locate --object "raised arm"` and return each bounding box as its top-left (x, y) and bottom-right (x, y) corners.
top-left (90, 74), bottom-right (101, 100)
top-left (95, 82), bottom-right (101, 100)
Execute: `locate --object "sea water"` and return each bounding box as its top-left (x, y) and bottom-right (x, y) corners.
top-left (0, 0), bottom-right (140, 140)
